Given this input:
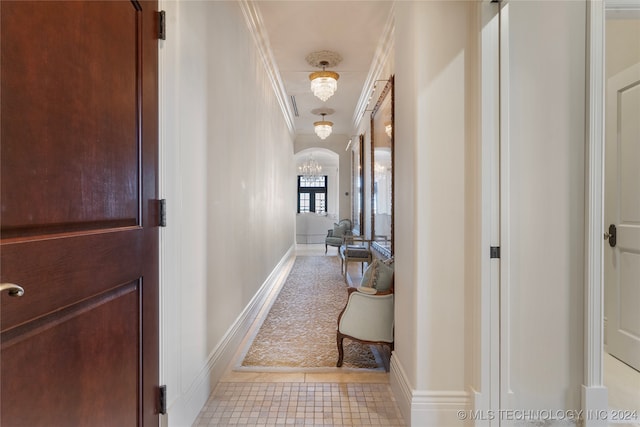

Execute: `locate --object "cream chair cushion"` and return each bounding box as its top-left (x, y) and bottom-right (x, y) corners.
top-left (338, 292), bottom-right (394, 344)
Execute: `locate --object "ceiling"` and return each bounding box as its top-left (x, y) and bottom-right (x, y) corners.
top-left (253, 1), bottom-right (394, 140)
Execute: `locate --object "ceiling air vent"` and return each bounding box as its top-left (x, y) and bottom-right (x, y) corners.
top-left (290, 95), bottom-right (299, 117)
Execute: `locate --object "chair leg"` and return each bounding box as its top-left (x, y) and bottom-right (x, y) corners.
top-left (382, 343), bottom-right (394, 372)
top-left (325, 244), bottom-right (328, 254)
top-left (336, 333), bottom-right (345, 367)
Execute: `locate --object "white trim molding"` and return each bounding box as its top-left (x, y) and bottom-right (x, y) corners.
top-left (583, 0), bottom-right (610, 425)
top-left (606, 0), bottom-right (640, 18)
top-left (584, 0), bottom-right (606, 392)
top-left (390, 355), bottom-right (471, 427)
top-left (239, 0), bottom-right (296, 137)
top-left (584, 1), bottom-right (640, 425)
top-left (478, 2), bottom-right (501, 426)
top-left (166, 246), bottom-right (295, 426)
top-left (351, 3), bottom-right (395, 133)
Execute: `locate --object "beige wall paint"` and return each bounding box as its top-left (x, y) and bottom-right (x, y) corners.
top-left (157, 0), bottom-right (596, 425)
top-left (393, 1), bottom-right (589, 425)
top-left (392, 1), bottom-right (480, 424)
top-left (502, 0), bottom-right (586, 415)
top-left (160, 1), bottom-right (295, 425)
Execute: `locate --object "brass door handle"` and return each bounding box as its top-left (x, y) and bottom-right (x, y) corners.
top-left (0, 283), bottom-right (25, 297)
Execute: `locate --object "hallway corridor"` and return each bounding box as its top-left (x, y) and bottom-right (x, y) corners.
top-left (192, 244), bottom-right (405, 426)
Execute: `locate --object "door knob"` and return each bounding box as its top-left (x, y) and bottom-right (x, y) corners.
top-left (604, 224), bottom-right (617, 248)
top-left (0, 283), bottom-right (25, 297)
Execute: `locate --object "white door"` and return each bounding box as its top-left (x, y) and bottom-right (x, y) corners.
top-left (605, 63), bottom-right (640, 372)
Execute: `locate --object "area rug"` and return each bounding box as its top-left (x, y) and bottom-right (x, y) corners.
top-left (240, 255), bottom-right (382, 370)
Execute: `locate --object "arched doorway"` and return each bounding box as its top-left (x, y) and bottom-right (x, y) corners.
top-left (295, 148), bottom-right (339, 244)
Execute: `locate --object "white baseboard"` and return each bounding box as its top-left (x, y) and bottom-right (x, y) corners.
top-left (390, 354), bottom-right (471, 427)
top-left (582, 385), bottom-right (609, 427)
top-left (167, 245), bottom-right (295, 427)
top-left (470, 388), bottom-right (490, 427)
top-left (390, 353), bottom-right (413, 422)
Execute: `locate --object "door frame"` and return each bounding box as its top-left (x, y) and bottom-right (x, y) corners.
top-left (474, 1), bottom-right (501, 425)
top-left (478, 1), bottom-right (639, 425)
top-left (583, 1), bottom-right (608, 423)
top-left (584, 0), bottom-right (640, 424)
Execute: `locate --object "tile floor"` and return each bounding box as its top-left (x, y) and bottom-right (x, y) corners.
top-left (193, 244), bottom-right (640, 427)
top-left (193, 380), bottom-right (405, 426)
top-left (605, 352), bottom-right (640, 427)
top-left (193, 244), bottom-right (404, 426)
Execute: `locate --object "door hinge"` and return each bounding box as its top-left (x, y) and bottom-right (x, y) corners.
top-left (159, 199), bottom-right (167, 227)
top-left (158, 10), bottom-right (166, 40)
top-left (159, 385), bottom-right (167, 415)
top-left (490, 246), bottom-right (501, 259)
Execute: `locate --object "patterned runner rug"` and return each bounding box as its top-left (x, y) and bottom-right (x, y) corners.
top-left (239, 255), bottom-right (382, 370)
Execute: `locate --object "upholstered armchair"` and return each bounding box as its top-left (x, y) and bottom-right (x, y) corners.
top-left (336, 258), bottom-right (394, 370)
top-left (325, 219), bottom-right (352, 254)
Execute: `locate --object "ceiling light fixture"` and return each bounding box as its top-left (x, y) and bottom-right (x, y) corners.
top-left (314, 113), bottom-right (333, 140)
top-left (298, 155), bottom-right (322, 178)
top-left (312, 108), bottom-right (335, 140)
top-left (306, 51), bottom-right (342, 102)
top-left (309, 64), bottom-right (339, 102)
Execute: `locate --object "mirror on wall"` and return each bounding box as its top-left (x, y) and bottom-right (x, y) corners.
top-left (371, 76), bottom-right (394, 258)
top-left (352, 134), bottom-right (365, 235)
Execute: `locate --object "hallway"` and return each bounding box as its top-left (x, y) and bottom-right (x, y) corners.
top-left (192, 244), bottom-right (405, 426)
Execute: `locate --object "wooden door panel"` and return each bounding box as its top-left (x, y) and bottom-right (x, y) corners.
top-left (1, 1), bottom-right (159, 425)
top-left (0, 229), bottom-right (143, 328)
top-left (2, 282), bottom-right (139, 426)
top-left (1, 1), bottom-right (139, 236)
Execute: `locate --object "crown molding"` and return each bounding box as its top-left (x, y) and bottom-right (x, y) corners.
top-left (352, 3), bottom-right (395, 132)
top-left (606, 0), bottom-right (640, 18)
top-left (239, 0), bottom-right (296, 137)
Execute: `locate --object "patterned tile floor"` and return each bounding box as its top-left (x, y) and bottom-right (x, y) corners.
top-left (193, 244), bottom-right (405, 426)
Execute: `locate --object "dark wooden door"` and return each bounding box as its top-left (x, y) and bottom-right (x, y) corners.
top-left (0, 1), bottom-right (159, 426)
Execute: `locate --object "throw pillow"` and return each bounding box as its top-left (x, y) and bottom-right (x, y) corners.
top-left (360, 259), bottom-right (394, 291)
top-left (332, 222), bottom-right (347, 237)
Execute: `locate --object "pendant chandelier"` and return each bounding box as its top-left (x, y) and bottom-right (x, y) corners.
top-left (306, 51), bottom-right (342, 102)
top-left (309, 65), bottom-right (339, 102)
top-left (299, 155), bottom-right (322, 177)
top-left (314, 113), bottom-right (333, 140)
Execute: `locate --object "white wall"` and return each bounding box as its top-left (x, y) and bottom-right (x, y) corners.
top-left (159, 1), bottom-right (295, 425)
top-left (392, 1), bottom-right (480, 425)
top-left (155, 1), bottom-right (593, 425)
top-left (392, 1), bottom-right (589, 426)
top-left (501, 0), bottom-right (586, 422)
